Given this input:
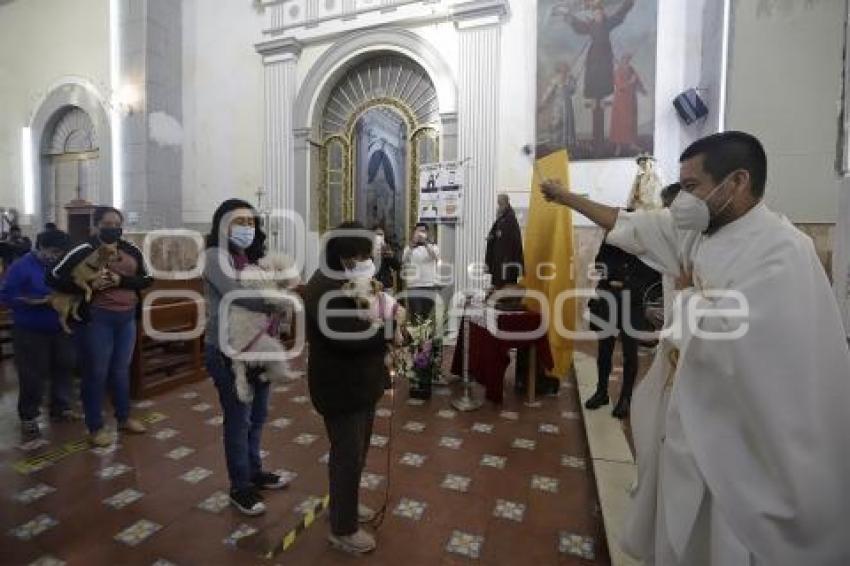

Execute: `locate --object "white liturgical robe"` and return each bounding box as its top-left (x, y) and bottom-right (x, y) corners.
top-left (606, 203), bottom-right (850, 565)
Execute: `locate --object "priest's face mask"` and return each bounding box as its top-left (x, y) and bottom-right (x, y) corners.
top-left (677, 155), bottom-right (748, 233)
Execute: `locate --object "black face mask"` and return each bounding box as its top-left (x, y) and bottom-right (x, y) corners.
top-left (99, 227), bottom-right (123, 244)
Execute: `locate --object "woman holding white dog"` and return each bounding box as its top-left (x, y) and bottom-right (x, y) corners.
top-left (305, 221), bottom-right (406, 555)
top-left (203, 199), bottom-right (291, 516)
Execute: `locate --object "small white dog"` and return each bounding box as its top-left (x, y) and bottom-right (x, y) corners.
top-left (342, 277), bottom-right (406, 374)
top-left (228, 253), bottom-right (303, 402)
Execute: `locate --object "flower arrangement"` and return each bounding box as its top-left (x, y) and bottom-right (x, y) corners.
top-left (397, 313), bottom-right (444, 399)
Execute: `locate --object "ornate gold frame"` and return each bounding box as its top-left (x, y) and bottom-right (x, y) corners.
top-left (318, 96), bottom-right (440, 241)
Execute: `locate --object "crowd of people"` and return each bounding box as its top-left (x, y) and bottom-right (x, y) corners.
top-left (1, 129), bottom-right (848, 562)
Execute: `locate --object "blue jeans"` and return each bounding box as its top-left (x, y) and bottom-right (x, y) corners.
top-left (81, 307), bottom-right (137, 433)
top-left (205, 345), bottom-right (271, 492)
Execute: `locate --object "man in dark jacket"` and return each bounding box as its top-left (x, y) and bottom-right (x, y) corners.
top-left (0, 229), bottom-right (76, 439)
top-left (485, 194), bottom-right (524, 288)
top-left (0, 225), bottom-right (33, 271)
top-left (304, 221), bottom-right (405, 555)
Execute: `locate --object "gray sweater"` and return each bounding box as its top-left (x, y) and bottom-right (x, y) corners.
top-left (202, 247), bottom-right (272, 350)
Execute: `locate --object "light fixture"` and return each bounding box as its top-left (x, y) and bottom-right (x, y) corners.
top-left (21, 127), bottom-right (34, 215)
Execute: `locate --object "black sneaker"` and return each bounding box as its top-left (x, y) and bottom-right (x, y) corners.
top-left (21, 420), bottom-right (41, 441)
top-left (584, 390), bottom-right (610, 410)
top-left (612, 396), bottom-right (631, 420)
top-left (230, 487), bottom-right (266, 516)
top-left (253, 471), bottom-right (290, 490)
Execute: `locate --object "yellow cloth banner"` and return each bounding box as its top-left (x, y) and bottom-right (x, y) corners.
top-left (522, 150), bottom-right (575, 378)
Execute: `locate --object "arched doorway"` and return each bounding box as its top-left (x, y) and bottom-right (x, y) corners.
top-left (40, 106), bottom-right (100, 229)
top-left (317, 53), bottom-right (440, 246)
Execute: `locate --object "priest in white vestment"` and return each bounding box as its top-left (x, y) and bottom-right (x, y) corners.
top-left (542, 131), bottom-right (850, 566)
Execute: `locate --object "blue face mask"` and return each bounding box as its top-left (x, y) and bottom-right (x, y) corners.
top-left (229, 225), bottom-right (255, 249)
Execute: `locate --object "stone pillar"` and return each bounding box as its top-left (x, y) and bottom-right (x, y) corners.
top-left (255, 38), bottom-right (302, 258)
top-left (453, 9), bottom-right (505, 294)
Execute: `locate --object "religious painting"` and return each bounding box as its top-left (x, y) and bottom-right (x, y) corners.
top-left (353, 106), bottom-right (409, 247)
top-left (537, 0), bottom-right (657, 160)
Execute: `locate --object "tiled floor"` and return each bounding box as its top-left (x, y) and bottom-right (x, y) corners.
top-left (0, 348), bottom-right (611, 565)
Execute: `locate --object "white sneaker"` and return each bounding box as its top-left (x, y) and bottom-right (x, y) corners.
top-left (358, 504), bottom-right (376, 523)
top-left (328, 528), bottom-right (376, 555)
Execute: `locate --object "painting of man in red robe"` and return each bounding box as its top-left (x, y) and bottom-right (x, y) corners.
top-left (609, 53), bottom-right (647, 155)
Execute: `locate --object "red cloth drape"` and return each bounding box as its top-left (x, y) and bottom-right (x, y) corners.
top-left (450, 309), bottom-right (553, 403)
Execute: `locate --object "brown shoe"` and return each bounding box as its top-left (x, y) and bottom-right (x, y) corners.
top-left (118, 418), bottom-right (147, 434)
top-left (89, 429), bottom-right (113, 447)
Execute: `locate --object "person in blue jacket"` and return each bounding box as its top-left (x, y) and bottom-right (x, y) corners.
top-left (0, 229), bottom-right (77, 440)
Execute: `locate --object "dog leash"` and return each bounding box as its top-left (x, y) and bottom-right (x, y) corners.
top-left (239, 313), bottom-right (282, 354)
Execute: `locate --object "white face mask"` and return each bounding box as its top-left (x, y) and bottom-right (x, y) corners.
top-left (229, 225), bottom-right (255, 249)
top-left (345, 259), bottom-right (376, 280)
top-left (669, 176), bottom-right (735, 232)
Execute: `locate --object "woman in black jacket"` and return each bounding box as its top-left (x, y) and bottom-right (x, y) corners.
top-left (304, 221), bottom-right (405, 555)
top-left (47, 206), bottom-right (153, 446)
top-left (586, 238), bottom-right (659, 419)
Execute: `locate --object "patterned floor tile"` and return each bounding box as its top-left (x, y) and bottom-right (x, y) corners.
top-left (180, 391), bottom-right (199, 400)
top-left (406, 398), bottom-right (425, 407)
top-left (318, 452), bottom-right (329, 464)
top-left (145, 412), bottom-right (168, 424)
top-left (375, 408), bottom-right (392, 418)
top-left (294, 496), bottom-right (324, 515)
top-left (511, 438), bottom-right (536, 450)
top-left (433, 387), bottom-right (452, 397)
top-left (399, 452), bottom-right (427, 467)
top-left (436, 409), bottom-right (457, 419)
top-left (446, 530), bottom-right (484, 559)
top-left (558, 532), bottom-right (595, 560)
top-left (96, 463), bottom-right (132, 480)
top-left (197, 491), bottom-right (230, 514)
top-left (180, 467), bottom-right (213, 484)
top-left (223, 524), bottom-right (257, 546)
top-left (269, 417), bottom-right (292, 429)
top-left (191, 402), bottom-right (212, 412)
top-left (272, 469), bottom-right (299, 485)
top-left (28, 556), bottom-right (65, 566)
top-left (13, 483), bottom-right (56, 504)
top-left (205, 415), bottom-right (224, 426)
top-left (480, 454), bottom-right (507, 469)
top-left (165, 446), bottom-right (195, 460)
top-left (493, 499), bottom-right (525, 522)
top-left (370, 434), bottom-right (389, 448)
top-left (18, 438), bottom-right (50, 452)
top-left (531, 475), bottom-right (559, 493)
top-left (499, 410), bottom-right (520, 421)
top-left (259, 449), bottom-right (270, 460)
top-left (440, 474), bottom-right (471, 493)
top-left (471, 422), bottom-right (494, 434)
top-left (115, 519), bottom-right (161, 546)
top-left (360, 472), bottom-right (385, 491)
top-left (393, 498), bottom-right (427, 520)
top-left (134, 400), bottom-right (155, 409)
top-left (292, 433), bottom-right (318, 446)
top-left (153, 428), bottom-right (179, 441)
top-left (438, 436), bottom-right (463, 450)
top-left (103, 488), bottom-right (144, 509)
top-left (539, 423), bottom-right (560, 435)
top-left (402, 420), bottom-right (426, 433)
top-left (150, 560), bottom-right (177, 566)
top-left (90, 444), bottom-right (120, 456)
top-left (561, 455), bottom-right (587, 470)
top-left (561, 410), bottom-right (580, 420)
top-left (272, 385), bottom-right (291, 393)
top-left (8, 514), bottom-right (58, 540)
top-left (291, 395), bottom-right (309, 404)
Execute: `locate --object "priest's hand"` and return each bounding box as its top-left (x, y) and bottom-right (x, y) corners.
top-left (541, 179), bottom-right (569, 204)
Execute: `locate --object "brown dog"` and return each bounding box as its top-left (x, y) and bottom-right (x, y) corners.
top-left (24, 243), bottom-right (120, 333)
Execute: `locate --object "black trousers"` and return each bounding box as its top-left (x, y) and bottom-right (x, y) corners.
top-left (13, 327), bottom-right (75, 421)
top-left (323, 405), bottom-right (376, 536)
top-left (596, 331), bottom-right (638, 400)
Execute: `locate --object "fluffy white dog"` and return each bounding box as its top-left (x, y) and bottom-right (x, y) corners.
top-left (228, 253), bottom-right (303, 402)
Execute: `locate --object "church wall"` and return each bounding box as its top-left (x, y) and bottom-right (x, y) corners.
top-left (726, 0), bottom-right (846, 225)
top-left (0, 0), bottom-right (110, 226)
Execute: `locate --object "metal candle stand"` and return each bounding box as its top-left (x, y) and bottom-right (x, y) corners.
top-left (452, 292), bottom-right (484, 412)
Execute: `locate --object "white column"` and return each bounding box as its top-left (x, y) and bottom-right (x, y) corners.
top-left (454, 15), bottom-right (503, 294)
top-left (835, 184), bottom-right (850, 337)
top-left (256, 39), bottom-right (302, 258)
